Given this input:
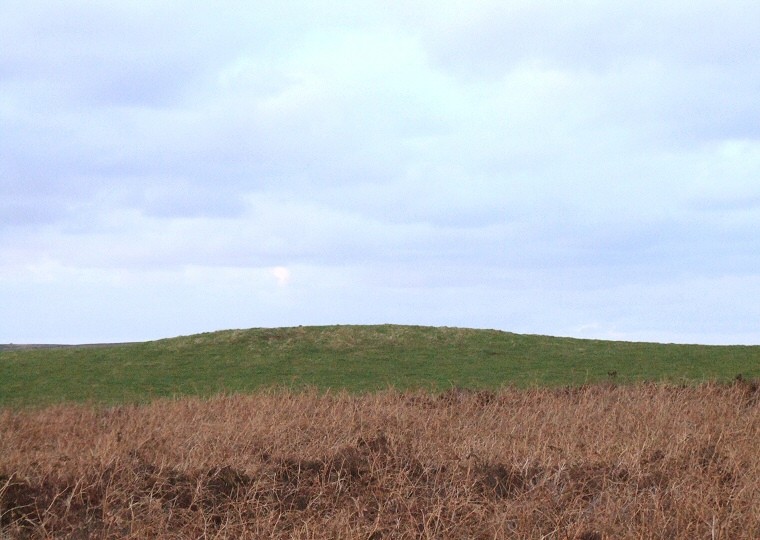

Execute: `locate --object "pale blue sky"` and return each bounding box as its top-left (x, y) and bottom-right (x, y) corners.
top-left (2, 1), bottom-right (759, 344)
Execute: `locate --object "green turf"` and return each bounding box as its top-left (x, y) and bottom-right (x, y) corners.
top-left (1, 325), bottom-right (759, 406)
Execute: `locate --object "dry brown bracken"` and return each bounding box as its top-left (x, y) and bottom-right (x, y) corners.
top-left (2, 381), bottom-right (760, 538)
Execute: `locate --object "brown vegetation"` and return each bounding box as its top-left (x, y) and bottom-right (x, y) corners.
top-left (2, 381), bottom-right (760, 538)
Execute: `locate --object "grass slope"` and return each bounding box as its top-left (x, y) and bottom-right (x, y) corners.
top-left (1, 324), bottom-right (759, 406)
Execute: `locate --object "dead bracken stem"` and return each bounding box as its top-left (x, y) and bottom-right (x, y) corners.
top-left (1, 381), bottom-right (760, 538)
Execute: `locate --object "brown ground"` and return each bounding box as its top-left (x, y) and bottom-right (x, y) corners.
top-left (2, 381), bottom-right (759, 539)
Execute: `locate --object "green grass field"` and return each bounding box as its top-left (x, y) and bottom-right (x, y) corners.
top-left (1, 324), bottom-right (759, 406)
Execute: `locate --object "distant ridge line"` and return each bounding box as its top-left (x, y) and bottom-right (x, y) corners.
top-left (0, 342), bottom-right (140, 351)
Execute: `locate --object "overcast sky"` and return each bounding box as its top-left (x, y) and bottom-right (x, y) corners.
top-left (2, 1), bottom-right (760, 344)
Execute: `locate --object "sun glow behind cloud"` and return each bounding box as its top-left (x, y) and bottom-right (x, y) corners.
top-left (1, 1), bottom-right (760, 344)
top-left (272, 266), bottom-right (292, 287)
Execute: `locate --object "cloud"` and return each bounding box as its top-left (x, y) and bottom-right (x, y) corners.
top-left (1, 1), bottom-right (759, 343)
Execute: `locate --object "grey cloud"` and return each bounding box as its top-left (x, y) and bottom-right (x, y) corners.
top-left (425, 2), bottom-right (760, 77)
top-left (422, 2), bottom-right (760, 148)
top-left (0, 198), bottom-right (68, 227)
top-left (690, 194), bottom-right (760, 213)
top-left (137, 183), bottom-right (247, 219)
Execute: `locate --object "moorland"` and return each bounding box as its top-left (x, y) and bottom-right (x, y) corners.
top-left (2, 325), bottom-right (759, 538)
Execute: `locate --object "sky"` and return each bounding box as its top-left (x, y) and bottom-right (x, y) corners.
top-left (2, 1), bottom-right (760, 345)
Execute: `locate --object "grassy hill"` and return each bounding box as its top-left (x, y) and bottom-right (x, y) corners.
top-left (1, 324), bottom-right (759, 406)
